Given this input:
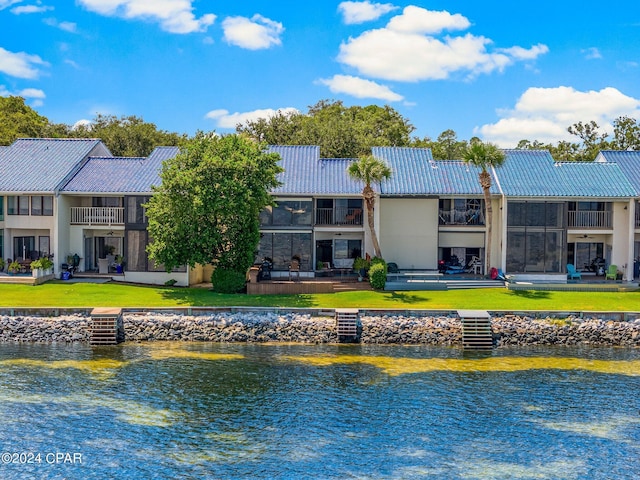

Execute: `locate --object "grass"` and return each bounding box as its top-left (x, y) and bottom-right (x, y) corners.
top-left (0, 281), bottom-right (639, 311)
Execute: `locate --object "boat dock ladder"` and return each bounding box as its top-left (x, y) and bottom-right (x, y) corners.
top-left (90, 307), bottom-right (123, 346)
top-left (458, 310), bottom-right (493, 350)
top-left (335, 308), bottom-right (360, 341)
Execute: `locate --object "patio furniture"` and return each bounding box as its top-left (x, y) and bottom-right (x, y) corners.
top-left (567, 263), bottom-right (581, 280)
top-left (467, 256), bottom-right (483, 275)
top-left (605, 264), bottom-right (617, 281)
top-left (289, 259), bottom-right (300, 281)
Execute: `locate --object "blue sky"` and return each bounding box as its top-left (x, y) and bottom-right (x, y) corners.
top-left (1, 0), bottom-right (640, 147)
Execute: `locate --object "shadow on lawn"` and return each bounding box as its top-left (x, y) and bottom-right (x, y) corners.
top-left (381, 291), bottom-right (428, 304)
top-left (159, 288), bottom-right (317, 308)
top-left (507, 290), bottom-right (551, 300)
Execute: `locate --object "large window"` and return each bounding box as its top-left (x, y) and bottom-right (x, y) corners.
top-left (257, 233), bottom-right (312, 271)
top-left (506, 202), bottom-right (566, 273)
top-left (13, 236), bottom-right (35, 260)
top-left (7, 196), bottom-right (29, 215)
top-left (260, 200), bottom-right (312, 227)
top-left (126, 196), bottom-right (149, 225)
top-left (439, 198), bottom-right (485, 225)
top-left (0, 197), bottom-right (3, 221)
top-left (30, 196), bottom-right (53, 216)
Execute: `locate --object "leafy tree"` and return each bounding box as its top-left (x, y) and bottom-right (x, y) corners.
top-left (0, 96), bottom-right (50, 145)
top-left (566, 120), bottom-right (608, 161)
top-left (347, 155), bottom-right (392, 258)
top-left (72, 114), bottom-right (186, 156)
top-left (145, 133), bottom-right (283, 291)
top-left (431, 129), bottom-right (468, 160)
top-left (610, 115), bottom-right (640, 150)
top-left (238, 100), bottom-right (415, 158)
top-left (463, 140), bottom-right (505, 273)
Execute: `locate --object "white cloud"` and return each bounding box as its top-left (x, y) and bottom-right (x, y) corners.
top-left (11, 4), bottom-right (53, 14)
top-left (0, 0), bottom-right (21, 10)
top-left (318, 74), bottom-right (403, 101)
top-left (222, 14), bottom-right (284, 50)
top-left (582, 47), bottom-right (602, 60)
top-left (77, 0), bottom-right (215, 34)
top-left (0, 46), bottom-right (48, 79)
top-left (43, 17), bottom-right (77, 32)
top-left (338, 6), bottom-right (547, 82)
top-left (476, 86), bottom-right (640, 147)
top-left (205, 107), bottom-right (299, 129)
top-left (386, 5), bottom-right (469, 34)
top-left (338, 1), bottom-right (397, 25)
top-left (0, 85), bottom-right (46, 106)
top-left (72, 119), bottom-right (93, 130)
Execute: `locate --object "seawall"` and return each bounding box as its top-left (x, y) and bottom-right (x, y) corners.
top-left (0, 312), bottom-right (639, 346)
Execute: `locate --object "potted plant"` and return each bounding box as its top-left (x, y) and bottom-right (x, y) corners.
top-left (115, 255), bottom-right (125, 274)
top-left (353, 257), bottom-right (369, 281)
top-left (8, 260), bottom-right (20, 275)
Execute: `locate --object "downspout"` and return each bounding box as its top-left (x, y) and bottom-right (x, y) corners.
top-left (628, 198), bottom-right (636, 282)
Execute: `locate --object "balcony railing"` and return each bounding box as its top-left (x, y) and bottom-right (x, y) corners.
top-left (71, 207), bottom-right (124, 225)
top-left (315, 207), bottom-right (363, 226)
top-left (439, 209), bottom-right (484, 226)
top-left (568, 210), bottom-right (611, 229)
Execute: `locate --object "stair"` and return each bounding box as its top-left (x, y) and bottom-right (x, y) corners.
top-left (335, 308), bottom-right (360, 341)
top-left (458, 310), bottom-right (493, 350)
top-left (90, 308), bottom-right (122, 345)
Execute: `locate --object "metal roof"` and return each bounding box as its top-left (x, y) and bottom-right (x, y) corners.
top-left (595, 150), bottom-right (640, 195)
top-left (0, 138), bottom-right (110, 193)
top-left (269, 145), bottom-right (364, 195)
top-left (499, 149), bottom-right (636, 198)
top-left (372, 147), bottom-right (496, 195)
top-left (61, 146), bottom-right (180, 194)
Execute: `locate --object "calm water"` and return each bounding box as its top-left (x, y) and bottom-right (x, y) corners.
top-left (0, 342), bottom-right (638, 480)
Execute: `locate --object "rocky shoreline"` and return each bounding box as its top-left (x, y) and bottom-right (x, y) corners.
top-left (0, 312), bottom-right (639, 346)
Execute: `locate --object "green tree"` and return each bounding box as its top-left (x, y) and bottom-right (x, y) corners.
top-left (567, 120), bottom-right (608, 161)
top-left (0, 96), bottom-right (49, 145)
top-left (347, 155), bottom-right (392, 258)
top-left (145, 133), bottom-right (283, 291)
top-left (238, 100), bottom-right (415, 158)
top-left (72, 114), bottom-right (186, 156)
top-left (431, 129), bottom-right (468, 160)
top-left (463, 140), bottom-right (506, 273)
top-left (610, 115), bottom-right (640, 150)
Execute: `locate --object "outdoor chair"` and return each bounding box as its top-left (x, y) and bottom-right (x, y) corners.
top-left (289, 259), bottom-right (300, 281)
top-left (605, 264), bottom-right (617, 281)
top-left (566, 263), bottom-right (581, 280)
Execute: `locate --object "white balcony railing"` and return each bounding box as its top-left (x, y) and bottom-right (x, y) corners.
top-left (568, 210), bottom-right (611, 229)
top-left (70, 207), bottom-right (124, 226)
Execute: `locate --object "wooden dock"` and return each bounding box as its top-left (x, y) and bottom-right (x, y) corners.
top-left (335, 308), bottom-right (360, 342)
top-left (458, 310), bottom-right (493, 350)
top-left (90, 307), bottom-right (123, 345)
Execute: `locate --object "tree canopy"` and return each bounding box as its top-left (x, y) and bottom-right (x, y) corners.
top-left (237, 99), bottom-right (415, 158)
top-left (145, 133), bottom-right (283, 289)
top-left (70, 114), bottom-right (186, 157)
top-left (0, 96), bottom-right (50, 145)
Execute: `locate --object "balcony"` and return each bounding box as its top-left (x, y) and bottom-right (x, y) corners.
top-left (316, 207), bottom-right (363, 226)
top-left (568, 210), bottom-right (611, 229)
top-left (71, 207), bottom-right (124, 226)
top-left (439, 208), bottom-right (484, 226)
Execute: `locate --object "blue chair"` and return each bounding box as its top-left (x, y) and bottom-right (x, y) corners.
top-left (567, 263), bottom-right (581, 280)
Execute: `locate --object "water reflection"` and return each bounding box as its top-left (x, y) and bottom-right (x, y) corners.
top-left (0, 343), bottom-right (637, 479)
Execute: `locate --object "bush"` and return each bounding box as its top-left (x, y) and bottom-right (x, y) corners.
top-left (368, 262), bottom-right (387, 290)
top-left (211, 268), bottom-right (247, 293)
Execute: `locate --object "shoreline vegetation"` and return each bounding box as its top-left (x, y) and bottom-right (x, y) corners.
top-left (0, 312), bottom-right (638, 347)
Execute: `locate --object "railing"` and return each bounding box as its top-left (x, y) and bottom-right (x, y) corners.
top-left (315, 207), bottom-right (363, 226)
top-left (70, 207), bottom-right (124, 225)
top-left (438, 209), bottom-right (484, 226)
top-left (568, 210), bottom-right (611, 228)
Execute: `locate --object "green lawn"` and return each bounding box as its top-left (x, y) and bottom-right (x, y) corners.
top-left (0, 281), bottom-right (638, 311)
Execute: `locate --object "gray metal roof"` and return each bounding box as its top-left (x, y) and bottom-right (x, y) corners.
top-left (61, 146), bottom-right (180, 194)
top-left (0, 138), bottom-right (110, 193)
top-left (372, 147), bottom-right (496, 195)
top-left (595, 150), bottom-right (640, 195)
top-left (269, 145), bottom-right (364, 195)
top-left (499, 149), bottom-right (636, 198)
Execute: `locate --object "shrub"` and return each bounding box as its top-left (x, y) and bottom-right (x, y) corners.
top-left (211, 268), bottom-right (247, 293)
top-left (368, 262), bottom-right (387, 290)
top-left (31, 257), bottom-right (53, 270)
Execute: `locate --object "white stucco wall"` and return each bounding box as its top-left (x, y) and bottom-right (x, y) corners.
top-left (378, 198), bottom-right (438, 269)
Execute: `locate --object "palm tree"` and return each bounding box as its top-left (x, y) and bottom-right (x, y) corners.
top-left (347, 155), bottom-right (392, 258)
top-left (462, 140), bottom-right (506, 274)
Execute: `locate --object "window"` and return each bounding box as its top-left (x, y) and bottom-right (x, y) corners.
top-left (43, 196), bottom-right (53, 215)
top-left (126, 230), bottom-right (147, 271)
top-left (7, 196), bottom-right (29, 215)
top-left (126, 196), bottom-right (149, 225)
top-left (257, 233), bottom-right (312, 270)
top-left (260, 200), bottom-right (312, 226)
top-left (0, 229), bottom-right (3, 258)
top-left (0, 197), bottom-right (3, 221)
top-left (31, 196), bottom-right (42, 215)
top-left (506, 202), bottom-right (566, 273)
